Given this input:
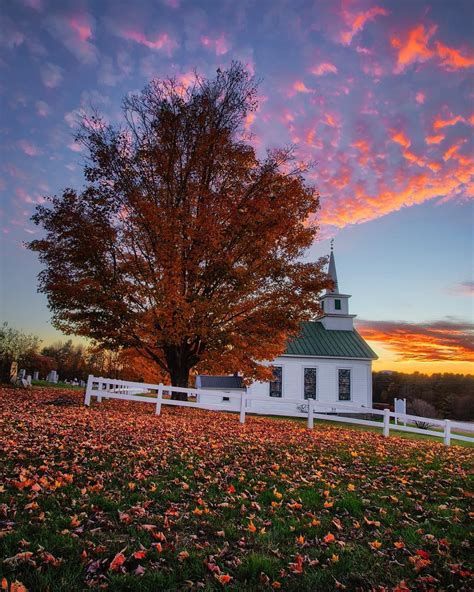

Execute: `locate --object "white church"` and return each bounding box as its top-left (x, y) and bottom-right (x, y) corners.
top-left (196, 248), bottom-right (377, 410)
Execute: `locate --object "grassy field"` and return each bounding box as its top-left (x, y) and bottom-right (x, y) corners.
top-left (1, 388), bottom-right (473, 591)
top-left (31, 380), bottom-right (84, 390)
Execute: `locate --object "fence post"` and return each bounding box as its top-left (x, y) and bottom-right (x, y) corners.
top-left (84, 374), bottom-right (93, 406)
top-left (443, 419), bottom-right (451, 446)
top-left (239, 391), bottom-right (246, 424)
top-left (383, 408), bottom-right (390, 438)
top-left (97, 377), bottom-right (103, 403)
top-left (155, 383), bottom-right (163, 416)
top-left (307, 398), bottom-right (314, 429)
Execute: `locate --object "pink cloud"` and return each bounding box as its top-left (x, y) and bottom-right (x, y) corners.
top-left (118, 28), bottom-right (178, 55)
top-left (416, 91), bottom-right (425, 104)
top-left (68, 141), bottom-right (84, 153)
top-left (69, 17), bottom-right (92, 42)
top-left (293, 80), bottom-right (312, 94)
top-left (21, 0), bottom-right (43, 10)
top-left (311, 62), bottom-right (338, 76)
top-left (201, 33), bottom-right (229, 56)
top-left (35, 100), bottom-right (50, 117)
top-left (15, 188), bottom-right (35, 204)
top-left (17, 140), bottom-right (40, 156)
top-left (46, 13), bottom-right (97, 64)
top-left (40, 62), bottom-right (63, 88)
top-left (452, 281), bottom-right (474, 296)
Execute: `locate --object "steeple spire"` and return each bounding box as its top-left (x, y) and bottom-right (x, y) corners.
top-left (327, 239), bottom-right (339, 294)
top-left (319, 241), bottom-right (356, 330)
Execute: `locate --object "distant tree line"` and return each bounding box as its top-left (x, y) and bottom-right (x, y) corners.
top-left (373, 371), bottom-right (474, 422)
top-left (1, 324), bottom-right (472, 421)
top-left (0, 323), bottom-right (148, 384)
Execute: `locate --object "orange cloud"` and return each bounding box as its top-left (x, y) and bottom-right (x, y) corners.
top-left (391, 24), bottom-right (474, 73)
top-left (426, 161), bottom-right (442, 172)
top-left (319, 157), bottom-right (473, 228)
top-left (351, 139), bottom-right (370, 166)
top-left (435, 42), bottom-right (474, 70)
top-left (390, 130), bottom-right (411, 149)
top-left (403, 150), bottom-right (425, 168)
top-left (357, 319), bottom-right (474, 362)
top-left (311, 62), bottom-right (338, 76)
top-left (324, 112), bottom-right (340, 128)
top-left (292, 80), bottom-right (312, 94)
top-left (443, 141), bottom-right (463, 162)
top-left (340, 6), bottom-right (388, 46)
top-left (425, 133), bottom-right (445, 144)
top-left (433, 115), bottom-right (466, 130)
top-left (391, 25), bottom-right (436, 72)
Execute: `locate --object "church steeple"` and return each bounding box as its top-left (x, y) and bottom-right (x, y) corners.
top-left (319, 241), bottom-right (356, 331)
top-left (327, 239), bottom-right (339, 294)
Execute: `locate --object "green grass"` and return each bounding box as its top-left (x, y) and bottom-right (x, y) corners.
top-left (1, 388), bottom-right (473, 591)
top-left (32, 380), bottom-right (84, 390)
top-left (272, 415), bottom-right (474, 447)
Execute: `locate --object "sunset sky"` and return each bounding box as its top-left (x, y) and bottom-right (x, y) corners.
top-left (0, 0), bottom-right (473, 374)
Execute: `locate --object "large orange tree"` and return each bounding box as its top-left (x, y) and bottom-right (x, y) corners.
top-left (29, 63), bottom-right (329, 394)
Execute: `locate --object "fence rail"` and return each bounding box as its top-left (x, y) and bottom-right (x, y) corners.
top-left (84, 375), bottom-right (474, 447)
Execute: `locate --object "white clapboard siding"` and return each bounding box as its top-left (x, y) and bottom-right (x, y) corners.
top-left (246, 356), bottom-right (373, 408)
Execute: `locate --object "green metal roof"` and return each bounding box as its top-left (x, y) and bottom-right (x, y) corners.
top-left (284, 321), bottom-right (378, 359)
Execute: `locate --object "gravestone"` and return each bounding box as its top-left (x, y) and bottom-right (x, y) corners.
top-left (33, 371), bottom-right (39, 380)
top-left (47, 370), bottom-right (59, 383)
top-left (19, 368), bottom-right (26, 380)
top-left (26, 375), bottom-right (32, 386)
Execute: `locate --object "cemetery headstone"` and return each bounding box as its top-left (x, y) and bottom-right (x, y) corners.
top-left (26, 375), bottom-right (32, 386)
top-left (33, 371), bottom-right (39, 380)
top-left (19, 369), bottom-right (26, 380)
top-left (47, 370), bottom-right (59, 383)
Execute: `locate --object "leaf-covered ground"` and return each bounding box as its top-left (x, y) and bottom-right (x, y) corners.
top-left (1, 388), bottom-right (473, 591)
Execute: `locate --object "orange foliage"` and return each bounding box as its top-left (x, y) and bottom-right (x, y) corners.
top-left (29, 64), bottom-right (329, 388)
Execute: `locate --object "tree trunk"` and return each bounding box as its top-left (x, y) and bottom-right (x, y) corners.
top-left (170, 368), bottom-right (190, 401)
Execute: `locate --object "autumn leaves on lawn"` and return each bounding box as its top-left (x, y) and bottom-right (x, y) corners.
top-left (1, 388), bottom-right (473, 590)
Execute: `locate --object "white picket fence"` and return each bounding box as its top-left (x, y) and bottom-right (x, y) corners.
top-left (84, 375), bottom-right (474, 447)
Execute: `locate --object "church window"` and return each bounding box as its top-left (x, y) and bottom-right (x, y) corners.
top-left (269, 366), bottom-right (282, 397)
top-left (338, 369), bottom-right (351, 400)
top-left (304, 367), bottom-right (317, 399)
top-left (335, 299), bottom-right (341, 310)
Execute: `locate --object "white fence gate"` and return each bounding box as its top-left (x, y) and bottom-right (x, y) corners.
top-left (84, 375), bottom-right (474, 447)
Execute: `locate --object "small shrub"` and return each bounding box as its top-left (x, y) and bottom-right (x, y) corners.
top-left (408, 398), bottom-right (438, 429)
